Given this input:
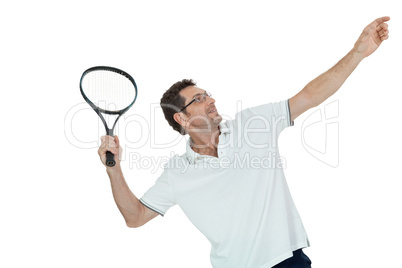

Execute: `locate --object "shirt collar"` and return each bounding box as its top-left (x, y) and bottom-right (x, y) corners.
top-left (185, 121), bottom-right (230, 164)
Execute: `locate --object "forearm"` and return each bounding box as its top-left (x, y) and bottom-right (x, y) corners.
top-left (304, 49), bottom-right (364, 107)
top-left (107, 167), bottom-right (143, 227)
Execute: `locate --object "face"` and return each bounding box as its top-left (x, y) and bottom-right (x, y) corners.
top-left (176, 86), bottom-right (222, 133)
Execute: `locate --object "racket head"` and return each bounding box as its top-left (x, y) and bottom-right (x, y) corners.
top-left (80, 66), bottom-right (138, 115)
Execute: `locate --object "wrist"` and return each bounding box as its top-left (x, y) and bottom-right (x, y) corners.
top-left (350, 47), bottom-right (365, 62)
top-left (106, 164), bottom-right (123, 177)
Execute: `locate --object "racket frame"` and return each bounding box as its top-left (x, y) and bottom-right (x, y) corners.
top-left (79, 66), bottom-right (138, 165)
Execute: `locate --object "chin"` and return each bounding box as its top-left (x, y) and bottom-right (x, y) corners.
top-left (212, 114), bottom-right (223, 124)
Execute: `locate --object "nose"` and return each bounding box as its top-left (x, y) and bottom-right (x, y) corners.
top-left (206, 95), bottom-right (215, 105)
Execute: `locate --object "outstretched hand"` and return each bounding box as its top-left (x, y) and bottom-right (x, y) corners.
top-left (353, 16), bottom-right (390, 58)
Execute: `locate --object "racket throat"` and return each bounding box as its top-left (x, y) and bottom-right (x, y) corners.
top-left (106, 128), bottom-right (114, 137)
top-left (101, 113), bottom-right (122, 137)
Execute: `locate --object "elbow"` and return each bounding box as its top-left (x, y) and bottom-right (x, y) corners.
top-left (126, 220), bottom-right (143, 228)
top-left (125, 203), bottom-right (146, 228)
top-left (126, 221), bottom-right (137, 228)
top-left (126, 217), bottom-right (145, 228)
top-left (123, 202), bottom-right (145, 228)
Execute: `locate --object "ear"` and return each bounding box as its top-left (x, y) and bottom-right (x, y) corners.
top-left (173, 112), bottom-right (188, 129)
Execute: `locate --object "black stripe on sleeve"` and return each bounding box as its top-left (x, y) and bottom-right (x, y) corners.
top-left (139, 199), bottom-right (165, 217)
top-left (287, 99), bottom-right (294, 126)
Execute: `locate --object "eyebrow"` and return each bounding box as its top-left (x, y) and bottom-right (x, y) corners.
top-left (191, 91), bottom-right (207, 99)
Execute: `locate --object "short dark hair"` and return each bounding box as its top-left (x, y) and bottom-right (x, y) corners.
top-left (160, 79), bottom-right (196, 135)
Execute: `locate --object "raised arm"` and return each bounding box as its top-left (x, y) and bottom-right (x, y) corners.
top-left (289, 16), bottom-right (390, 122)
top-left (99, 135), bottom-right (160, 228)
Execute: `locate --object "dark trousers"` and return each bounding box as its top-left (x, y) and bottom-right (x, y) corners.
top-left (272, 249), bottom-right (312, 268)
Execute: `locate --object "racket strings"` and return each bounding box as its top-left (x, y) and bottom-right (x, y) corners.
top-left (82, 70), bottom-right (136, 112)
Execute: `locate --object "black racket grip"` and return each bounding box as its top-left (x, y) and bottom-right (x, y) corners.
top-left (106, 151), bottom-right (116, 167)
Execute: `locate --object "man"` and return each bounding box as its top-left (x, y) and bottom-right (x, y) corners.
top-left (98, 17), bottom-right (390, 268)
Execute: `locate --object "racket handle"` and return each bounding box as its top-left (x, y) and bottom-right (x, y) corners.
top-left (106, 151), bottom-right (116, 167)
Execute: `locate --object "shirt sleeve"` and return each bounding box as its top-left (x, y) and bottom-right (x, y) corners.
top-left (234, 99), bottom-right (294, 142)
top-left (287, 99), bottom-right (295, 127)
top-left (139, 169), bottom-right (176, 217)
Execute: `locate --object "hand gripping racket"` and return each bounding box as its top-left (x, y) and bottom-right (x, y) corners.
top-left (80, 66), bottom-right (138, 167)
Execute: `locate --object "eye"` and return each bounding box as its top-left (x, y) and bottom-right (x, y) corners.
top-left (194, 95), bottom-right (203, 102)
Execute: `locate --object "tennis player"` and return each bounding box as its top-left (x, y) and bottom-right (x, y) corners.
top-left (98, 17), bottom-right (390, 268)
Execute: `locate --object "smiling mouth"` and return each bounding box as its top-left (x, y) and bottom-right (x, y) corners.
top-left (209, 108), bottom-right (217, 114)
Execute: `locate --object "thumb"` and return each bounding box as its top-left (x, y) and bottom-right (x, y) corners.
top-left (114, 135), bottom-right (120, 147)
top-left (374, 16), bottom-right (390, 26)
top-left (367, 16), bottom-right (390, 31)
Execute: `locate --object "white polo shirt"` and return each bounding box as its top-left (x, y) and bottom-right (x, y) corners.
top-left (140, 99), bottom-right (310, 268)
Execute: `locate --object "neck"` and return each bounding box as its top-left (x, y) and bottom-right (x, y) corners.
top-left (189, 125), bottom-right (221, 157)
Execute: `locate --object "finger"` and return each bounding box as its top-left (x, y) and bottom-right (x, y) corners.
top-left (366, 16), bottom-right (390, 32)
top-left (106, 136), bottom-right (118, 149)
top-left (99, 135), bottom-right (120, 158)
top-left (100, 136), bottom-right (108, 150)
top-left (374, 16), bottom-right (390, 26)
top-left (98, 145), bottom-right (107, 156)
top-left (107, 141), bottom-right (117, 149)
top-left (108, 147), bottom-right (119, 155)
top-left (99, 140), bottom-right (110, 151)
top-left (381, 34), bottom-right (389, 42)
top-left (106, 135), bottom-right (116, 146)
top-left (379, 29), bottom-right (389, 37)
top-left (115, 135), bottom-right (120, 147)
top-left (376, 22), bottom-right (388, 32)
top-left (104, 142), bottom-right (119, 153)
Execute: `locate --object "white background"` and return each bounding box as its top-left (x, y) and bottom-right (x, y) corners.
top-left (1, 0), bottom-right (401, 267)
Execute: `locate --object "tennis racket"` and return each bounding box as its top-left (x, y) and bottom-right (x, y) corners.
top-left (80, 66), bottom-right (138, 167)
